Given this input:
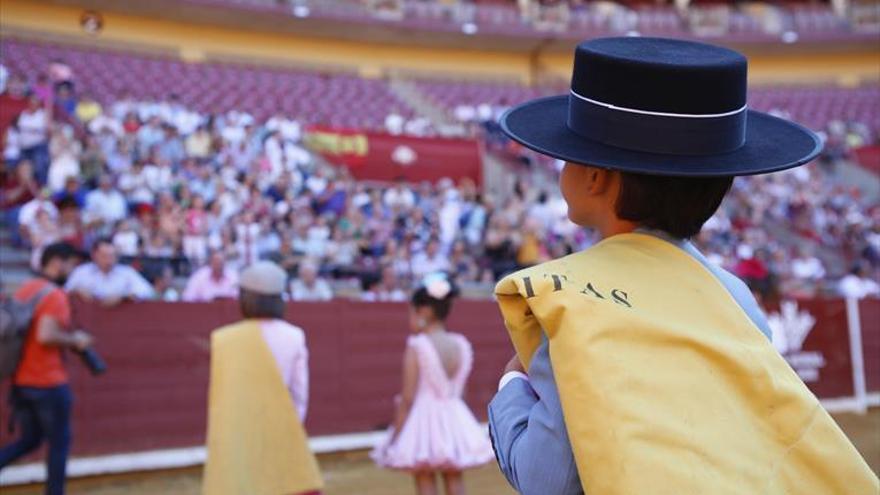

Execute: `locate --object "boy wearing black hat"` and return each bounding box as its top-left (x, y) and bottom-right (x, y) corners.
top-left (488, 37), bottom-right (877, 495)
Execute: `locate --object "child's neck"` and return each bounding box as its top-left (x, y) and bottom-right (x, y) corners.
top-left (595, 217), bottom-right (639, 241)
top-left (423, 323), bottom-right (446, 335)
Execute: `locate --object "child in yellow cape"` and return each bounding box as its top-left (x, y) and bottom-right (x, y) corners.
top-left (203, 261), bottom-right (323, 495)
top-left (487, 37), bottom-right (878, 495)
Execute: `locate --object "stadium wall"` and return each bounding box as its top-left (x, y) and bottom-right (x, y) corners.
top-left (0, 297), bottom-right (876, 466)
top-left (0, 300), bottom-right (514, 458)
top-left (2, 0), bottom-right (879, 85)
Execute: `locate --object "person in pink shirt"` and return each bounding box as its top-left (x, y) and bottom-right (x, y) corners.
top-left (183, 195), bottom-right (209, 265)
top-left (182, 250), bottom-right (239, 302)
top-left (204, 260), bottom-right (318, 494)
top-left (240, 262), bottom-right (310, 421)
top-left (240, 261), bottom-right (309, 422)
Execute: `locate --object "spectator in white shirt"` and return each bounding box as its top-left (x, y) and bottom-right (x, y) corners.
top-left (88, 112), bottom-right (124, 137)
top-left (185, 125), bottom-right (213, 159)
top-left (476, 103), bottom-right (493, 122)
top-left (266, 114), bottom-right (302, 142)
top-left (404, 116), bottom-right (432, 136)
top-left (411, 238), bottom-right (451, 279)
top-left (65, 238), bottom-right (155, 305)
top-left (118, 160), bottom-right (159, 206)
top-left (84, 175), bottom-right (127, 229)
top-left (385, 110), bottom-right (405, 135)
top-left (4, 123), bottom-right (21, 164)
top-left (264, 130), bottom-right (284, 180)
top-left (527, 191), bottom-right (556, 226)
top-left (28, 209), bottom-right (60, 271)
top-left (438, 191), bottom-right (462, 248)
top-left (17, 95), bottom-right (50, 184)
top-left (47, 128), bottom-right (81, 193)
top-left (305, 169), bottom-right (328, 195)
top-left (290, 260), bottom-right (333, 302)
top-left (361, 265), bottom-right (407, 302)
top-left (112, 219), bottom-right (141, 257)
top-left (234, 212), bottom-right (261, 268)
top-left (110, 93), bottom-right (137, 121)
top-left (838, 264), bottom-right (880, 300)
top-left (18, 192), bottom-right (59, 238)
top-left (182, 250), bottom-right (240, 302)
top-left (383, 179), bottom-right (416, 210)
top-left (136, 116), bottom-right (165, 157)
top-left (791, 248), bottom-right (826, 282)
top-left (0, 64), bottom-right (7, 94)
top-left (284, 141), bottom-right (311, 173)
top-left (454, 104), bottom-right (476, 123)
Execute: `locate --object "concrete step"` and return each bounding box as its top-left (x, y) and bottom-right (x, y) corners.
top-left (388, 77), bottom-right (466, 136)
top-left (0, 248), bottom-right (31, 265)
top-left (834, 160), bottom-right (880, 201)
top-left (0, 268), bottom-right (33, 293)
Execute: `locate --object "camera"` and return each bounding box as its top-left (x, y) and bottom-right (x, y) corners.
top-left (76, 347), bottom-right (107, 375)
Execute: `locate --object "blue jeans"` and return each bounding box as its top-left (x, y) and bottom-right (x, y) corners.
top-left (3, 205), bottom-right (24, 247)
top-left (20, 143), bottom-right (50, 186)
top-left (0, 384), bottom-right (73, 495)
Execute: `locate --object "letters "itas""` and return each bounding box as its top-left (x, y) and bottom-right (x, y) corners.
top-left (521, 274), bottom-right (632, 308)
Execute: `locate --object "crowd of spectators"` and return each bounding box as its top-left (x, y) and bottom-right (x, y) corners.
top-left (695, 162), bottom-right (879, 301)
top-left (1, 61), bottom-right (877, 304)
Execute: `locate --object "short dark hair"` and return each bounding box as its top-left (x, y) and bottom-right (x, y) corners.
top-left (40, 242), bottom-right (78, 268)
top-left (615, 172), bottom-right (733, 239)
top-left (239, 289), bottom-right (285, 320)
top-left (56, 197), bottom-right (79, 211)
top-left (92, 237), bottom-right (114, 252)
top-left (411, 283), bottom-right (459, 321)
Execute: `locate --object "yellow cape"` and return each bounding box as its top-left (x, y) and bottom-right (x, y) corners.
top-left (203, 320), bottom-right (323, 495)
top-left (495, 233), bottom-right (877, 495)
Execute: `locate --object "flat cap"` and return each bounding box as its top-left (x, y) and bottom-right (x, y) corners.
top-left (239, 261), bottom-right (287, 296)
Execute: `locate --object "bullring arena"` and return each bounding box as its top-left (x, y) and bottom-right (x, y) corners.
top-left (0, 0), bottom-right (878, 493)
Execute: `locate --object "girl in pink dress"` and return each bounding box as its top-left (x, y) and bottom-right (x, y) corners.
top-left (372, 274), bottom-right (494, 495)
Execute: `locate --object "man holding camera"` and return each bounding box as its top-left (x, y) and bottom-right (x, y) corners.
top-left (0, 242), bottom-right (94, 495)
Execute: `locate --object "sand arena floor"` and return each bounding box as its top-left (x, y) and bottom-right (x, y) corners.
top-left (5, 409), bottom-right (878, 495)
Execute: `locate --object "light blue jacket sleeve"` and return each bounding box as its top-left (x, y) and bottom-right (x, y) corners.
top-left (488, 339), bottom-right (583, 495)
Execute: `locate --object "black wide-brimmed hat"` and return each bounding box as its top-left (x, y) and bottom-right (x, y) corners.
top-left (500, 37), bottom-right (822, 177)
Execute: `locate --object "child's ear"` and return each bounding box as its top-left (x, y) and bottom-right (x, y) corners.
top-left (584, 167), bottom-right (613, 196)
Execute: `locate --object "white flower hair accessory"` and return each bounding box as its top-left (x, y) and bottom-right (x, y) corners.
top-left (423, 273), bottom-right (452, 300)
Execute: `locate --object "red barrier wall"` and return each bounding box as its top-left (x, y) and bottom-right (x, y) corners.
top-left (853, 145), bottom-right (880, 175)
top-left (860, 299), bottom-right (880, 394)
top-left (1, 300), bottom-right (513, 457)
top-left (304, 127), bottom-right (483, 185)
top-left (1, 298), bottom-right (877, 459)
top-left (782, 299), bottom-right (854, 398)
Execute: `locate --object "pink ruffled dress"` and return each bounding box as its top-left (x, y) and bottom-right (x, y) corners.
top-left (371, 333), bottom-right (495, 472)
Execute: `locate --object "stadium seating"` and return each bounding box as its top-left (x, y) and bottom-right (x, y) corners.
top-left (181, 0), bottom-right (869, 42)
top-left (749, 85), bottom-right (880, 139)
top-left (3, 37), bottom-right (878, 140)
top-left (0, 38), bottom-right (417, 129)
top-left (413, 73), bottom-right (879, 140)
